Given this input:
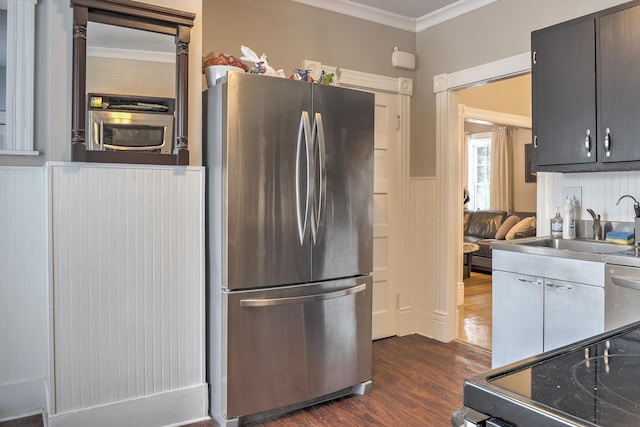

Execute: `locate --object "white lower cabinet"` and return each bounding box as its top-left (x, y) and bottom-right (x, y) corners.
top-left (492, 250), bottom-right (605, 368)
top-left (492, 271), bottom-right (543, 368)
top-left (543, 278), bottom-right (604, 351)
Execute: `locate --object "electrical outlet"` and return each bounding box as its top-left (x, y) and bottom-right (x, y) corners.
top-left (559, 186), bottom-right (582, 210)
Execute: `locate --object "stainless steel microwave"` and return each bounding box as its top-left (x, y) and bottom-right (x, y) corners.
top-left (87, 94), bottom-right (175, 154)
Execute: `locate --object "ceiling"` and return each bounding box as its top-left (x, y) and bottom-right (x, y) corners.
top-left (290, 0), bottom-right (499, 32)
top-left (347, 0), bottom-right (462, 19)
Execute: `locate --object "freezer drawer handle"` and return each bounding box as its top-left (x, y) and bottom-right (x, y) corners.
top-left (239, 283), bottom-right (366, 307)
top-left (610, 275), bottom-right (640, 291)
top-left (295, 111), bottom-right (312, 245)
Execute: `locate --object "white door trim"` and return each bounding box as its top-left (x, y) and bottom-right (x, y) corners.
top-left (431, 52), bottom-right (531, 342)
top-left (305, 60), bottom-right (412, 337)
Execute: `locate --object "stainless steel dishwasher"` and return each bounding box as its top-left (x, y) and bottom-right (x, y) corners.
top-left (606, 264), bottom-right (640, 330)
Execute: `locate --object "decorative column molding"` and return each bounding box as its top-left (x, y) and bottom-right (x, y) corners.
top-left (3, 0), bottom-right (37, 155)
top-left (71, 5), bottom-right (88, 161)
top-left (175, 25), bottom-right (190, 165)
top-left (398, 78), bottom-right (413, 96)
top-left (433, 73), bottom-right (448, 94)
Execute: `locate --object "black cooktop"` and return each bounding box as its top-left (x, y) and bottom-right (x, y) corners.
top-left (464, 322), bottom-right (640, 426)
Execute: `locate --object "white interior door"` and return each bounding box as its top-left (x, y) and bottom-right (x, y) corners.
top-left (372, 92), bottom-right (399, 339)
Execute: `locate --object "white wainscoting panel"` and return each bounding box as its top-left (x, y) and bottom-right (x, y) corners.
top-left (49, 163), bottom-right (205, 418)
top-left (408, 177), bottom-right (438, 337)
top-left (0, 166), bottom-right (48, 418)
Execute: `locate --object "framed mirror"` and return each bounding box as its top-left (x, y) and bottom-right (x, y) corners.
top-left (70, 0), bottom-right (194, 166)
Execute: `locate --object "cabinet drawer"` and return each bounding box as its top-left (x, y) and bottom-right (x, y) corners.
top-left (494, 250), bottom-right (605, 287)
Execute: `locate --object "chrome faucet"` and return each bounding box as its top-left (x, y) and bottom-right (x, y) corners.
top-left (587, 208), bottom-right (602, 240)
top-left (616, 194), bottom-right (640, 217)
top-left (616, 194), bottom-right (640, 249)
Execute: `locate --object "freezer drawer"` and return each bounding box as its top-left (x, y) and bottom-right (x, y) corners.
top-left (223, 275), bottom-right (372, 419)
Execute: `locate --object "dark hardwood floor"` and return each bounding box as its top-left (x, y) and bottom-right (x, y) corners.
top-left (0, 415), bottom-right (43, 427)
top-left (458, 271), bottom-right (492, 351)
top-left (185, 335), bottom-right (490, 427)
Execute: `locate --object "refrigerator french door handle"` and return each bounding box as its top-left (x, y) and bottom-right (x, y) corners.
top-left (239, 283), bottom-right (366, 307)
top-left (295, 111), bottom-right (312, 245)
top-left (311, 112), bottom-right (327, 243)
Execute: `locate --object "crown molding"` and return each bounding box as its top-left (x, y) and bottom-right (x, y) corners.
top-left (290, 0), bottom-right (416, 32)
top-left (290, 0), bottom-right (497, 33)
top-left (416, 0), bottom-right (499, 32)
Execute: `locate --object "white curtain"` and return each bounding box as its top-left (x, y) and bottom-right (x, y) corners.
top-left (490, 127), bottom-right (512, 211)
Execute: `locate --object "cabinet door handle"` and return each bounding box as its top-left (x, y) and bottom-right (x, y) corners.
top-left (584, 129), bottom-right (591, 158)
top-left (604, 128), bottom-right (611, 158)
top-left (533, 135), bottom-right (538, 149)
top-left (546, 282), bottom-right (573, 290)
top-left (518, 277), bottom-right (541, 285)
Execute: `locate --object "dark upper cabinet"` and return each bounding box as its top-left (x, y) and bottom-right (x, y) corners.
top-left (532, 19), bottom-right (597, 169)
top-left (599, 6), bottom-right (640, 164)
top-left (532, 1), bottom-right (640, 172)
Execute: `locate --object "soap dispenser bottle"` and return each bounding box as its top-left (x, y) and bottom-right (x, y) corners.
top-left (550, 208), bottom-right (563, 239)
top-left (562, 197), bottom-right (576, 239)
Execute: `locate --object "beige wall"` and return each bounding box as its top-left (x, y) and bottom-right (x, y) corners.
top-left (512, 128), bottom-right (536, 212)
top-left (202, 0), bottom-right (416, 81)
top-left (414, 0), bottom-right (629, 177)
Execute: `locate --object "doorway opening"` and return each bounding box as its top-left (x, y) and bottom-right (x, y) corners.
top-left (455, 74), bottom-right (534, 351)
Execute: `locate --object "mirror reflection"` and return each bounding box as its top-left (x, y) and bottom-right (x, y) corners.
top-left (86, 22), bottom-right (176, 99)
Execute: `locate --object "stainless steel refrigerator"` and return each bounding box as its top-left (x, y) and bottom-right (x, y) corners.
top-left (204, 72), bottom-right (374, 426)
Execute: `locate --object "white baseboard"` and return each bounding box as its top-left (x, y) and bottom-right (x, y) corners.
top-left (411, 309), bottom-right (432, 337)
top-left (397, 307), bottom-right (413, 336)
top-left (49, 384), bottom-right (207, 427)
top-left (0, 378), bottom-right (48, 421)
top-left (430, 310), bottom-right (454, 342)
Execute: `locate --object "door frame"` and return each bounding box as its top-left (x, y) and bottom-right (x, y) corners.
top-left (432, 52), bottom-right (532, 341)
top-left (304, 60), bottom-right (413, 337)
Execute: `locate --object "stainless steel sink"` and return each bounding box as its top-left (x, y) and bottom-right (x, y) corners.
top-left (517, 238), bottom-right (634, 254)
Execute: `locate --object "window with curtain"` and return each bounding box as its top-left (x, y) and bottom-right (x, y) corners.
top-left (467, 132), bottom-right (491, 210)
